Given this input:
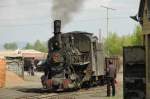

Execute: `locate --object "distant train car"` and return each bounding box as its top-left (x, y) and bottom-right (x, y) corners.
top-left (41, 20), bottom-right (105, 91)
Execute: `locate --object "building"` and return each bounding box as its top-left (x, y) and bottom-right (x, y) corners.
top-left (0, 50), bottom-right (21, 59)
top-left (131, 0), bottom-right (150, 98)
top-left (0, 49), bottom-right (47, 59)
top-left (0, 49), bottom-right (47, 76)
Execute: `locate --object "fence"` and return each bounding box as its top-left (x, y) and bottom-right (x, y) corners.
top-left (6, 57), bottom-right (24, 78)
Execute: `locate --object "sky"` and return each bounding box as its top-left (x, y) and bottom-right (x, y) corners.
top-left (0, 0), bottom-right (140, 47)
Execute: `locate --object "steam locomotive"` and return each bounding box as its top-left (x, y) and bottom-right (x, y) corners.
top-left (41, 20), bottom-right (105, 91)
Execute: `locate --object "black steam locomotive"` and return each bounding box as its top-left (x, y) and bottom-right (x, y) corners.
top-left (41, 20), bottom-right (105, 91)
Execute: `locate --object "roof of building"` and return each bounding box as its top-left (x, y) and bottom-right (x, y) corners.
top-left (131, 0), bottom-right (145, 23)
top-left (0, 50), bottom-right (21, 58)
top-left (138, 0), bottom-right (145, 21)
top-left (0, 49), bottom-right (47, 59)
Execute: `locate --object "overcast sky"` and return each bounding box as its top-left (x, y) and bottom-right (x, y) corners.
top-left (0, 0), bottom-right (140, 45)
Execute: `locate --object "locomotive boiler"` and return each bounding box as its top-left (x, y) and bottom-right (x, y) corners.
top-left (41, 20), bottom-right (105, 91)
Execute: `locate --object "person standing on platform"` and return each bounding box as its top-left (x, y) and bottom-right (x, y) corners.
top-left (106, 60), bottom-right (117, 96)
top-left (31, 58), bottom-right (35, 76)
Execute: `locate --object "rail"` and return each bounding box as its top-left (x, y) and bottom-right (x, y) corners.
top-left (16, 94), bottom-right (76, 99)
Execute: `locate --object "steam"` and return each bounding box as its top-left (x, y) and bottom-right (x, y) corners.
top-left (51, 0), bottom-right (85, 27)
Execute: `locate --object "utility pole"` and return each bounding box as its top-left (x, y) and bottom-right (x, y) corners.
top-left (101, 5), bottom-right (115, 37)
top-left (99, 28), bottom-right (102, 43)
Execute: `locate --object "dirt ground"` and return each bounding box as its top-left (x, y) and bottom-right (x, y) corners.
top-left (0, 72), bottom-right (123, 99)
top-left (75, 72), bottom-right (123, 99)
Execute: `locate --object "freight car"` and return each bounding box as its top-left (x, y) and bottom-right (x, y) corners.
top-left (41, 20), bottom-right (105, 91)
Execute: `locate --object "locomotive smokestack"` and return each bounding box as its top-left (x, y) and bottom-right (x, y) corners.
top-left (53, 20), bottom-right (62, 49)
top-left (54, 20), bottom-right (61, 35)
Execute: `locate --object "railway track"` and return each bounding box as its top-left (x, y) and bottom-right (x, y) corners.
top-left (16, 86), bottom-right (106, 99)
top-left (16, 94), bottom-right (75, 99)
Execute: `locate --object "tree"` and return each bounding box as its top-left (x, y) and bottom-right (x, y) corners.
top-left (24, 43), bottom-right (33, 49)
top-left (130, 25), bottom-right (143, 45)
top-left (4, 42), bottom-right (18, 50)
top-left (104, 32), bottom-right (123, 55)
top-left (121, 35), bottom-right (132, 46)
top-left (33, 40), bottom-right (47, 52)
top-left (24, 40), bottom-right (48, 52)
top-left (104, 25), bottom-right (143, 56)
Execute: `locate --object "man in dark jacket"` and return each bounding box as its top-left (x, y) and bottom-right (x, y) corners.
top-left (106, 60), bottom-right (117, 96)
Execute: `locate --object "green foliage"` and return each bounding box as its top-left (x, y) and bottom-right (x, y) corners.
top-left (130, 25), bottom-right (143, 45)
top-left (24, 43), bottom-right (33, 49)
top-left (104, 25), bottom-right (143, 56)
top-left (4, 42), bottom-right (18, 50)
top-left (104, 33), bottom-right (123, 55)
top-left (24, 40), bottom-right (47, 52)
top-left (33, 40), bottom-right (47, 52)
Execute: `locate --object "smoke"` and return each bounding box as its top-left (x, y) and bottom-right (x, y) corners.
top-left (51, 0), bottom-right (85, 27)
